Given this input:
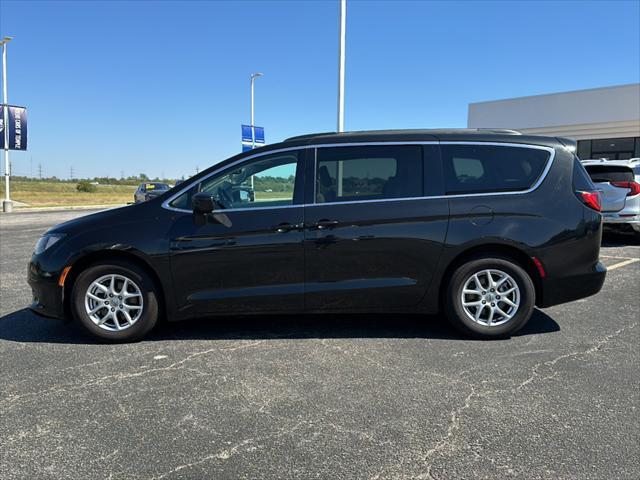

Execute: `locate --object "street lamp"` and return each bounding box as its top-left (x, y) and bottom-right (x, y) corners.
top-left (249, 73), bottom-right (263, 189)
top-left (337, 0), bottom-right (346, 133)
top-left (1, 36), bottom-right (13, 213)
top-left (250, 72), bottom-right (263, 137)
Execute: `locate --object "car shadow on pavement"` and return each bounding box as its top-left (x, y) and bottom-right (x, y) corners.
top-left (0, 308), bottom-right (560, 344)
top-left (602, 229), bottom-right (640, 247)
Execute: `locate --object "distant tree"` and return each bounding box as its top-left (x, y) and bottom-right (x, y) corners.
top-left (77, 180), bottom-right (97, 193)
top-left (139, 173), bottom-right (149, 181)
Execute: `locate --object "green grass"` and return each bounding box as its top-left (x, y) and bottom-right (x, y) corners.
top-left (0, 181), bottom-right (136, 207)
top-left (253, 191), bottom-right (293, 201)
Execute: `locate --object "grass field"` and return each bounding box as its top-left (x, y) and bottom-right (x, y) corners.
top-left (0, 181), bottom-right (136, 208)
top-left (0, 181), bottom-right (295, 208)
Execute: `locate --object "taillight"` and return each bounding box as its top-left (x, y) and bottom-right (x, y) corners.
top-left (576, 190), bottom-right (602, 212)
top-left (610, 181), bottom-right (640, 196)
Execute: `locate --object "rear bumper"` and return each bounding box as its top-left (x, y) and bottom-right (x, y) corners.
top-left (602, 212), bottom-right (640, 225)
top-left (537, 261), bottom-right (606, 308)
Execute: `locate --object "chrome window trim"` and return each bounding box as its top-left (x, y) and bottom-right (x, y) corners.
top-left (162, 141), bottom-right (555, 213)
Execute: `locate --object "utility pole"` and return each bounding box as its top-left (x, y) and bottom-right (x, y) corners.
top-left (196, 166), bottom-right (199, 174)
top-left (70, 166), bottom-right (74, 180)
top-left (1, 36), bottom-right (14, 212)
top-left (38, 163), bottom-right (42, 180)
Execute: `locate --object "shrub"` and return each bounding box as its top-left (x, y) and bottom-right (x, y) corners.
top-left (76, 180), bottom-right (97, 193)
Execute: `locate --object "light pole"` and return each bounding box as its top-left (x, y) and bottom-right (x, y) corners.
top-left (249, 72), bottom-right (263, 190)
top-left (337, 0), bottom-right (346, 133)
top-left (1, 36), bottom-right (13, 213)
top-left (250, 72), bottom-right (263, 148)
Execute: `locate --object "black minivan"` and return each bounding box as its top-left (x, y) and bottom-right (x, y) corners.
top-left (28, 130), bottom-right (606, 342)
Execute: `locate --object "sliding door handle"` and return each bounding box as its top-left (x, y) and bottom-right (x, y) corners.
top-left (311, 219), bottom-right (339, 230)
top-left (274, 222), bottom-right (304, 233)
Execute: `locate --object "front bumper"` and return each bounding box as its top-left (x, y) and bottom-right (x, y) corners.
top-left (27, 261), bottom-right (66, 320)
top-left (537, 261), bottom-right (607, 308)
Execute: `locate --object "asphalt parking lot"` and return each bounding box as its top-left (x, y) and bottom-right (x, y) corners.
top-left (1, 209), bottom-right (638, 480)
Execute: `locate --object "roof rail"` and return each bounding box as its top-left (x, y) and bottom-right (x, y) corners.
top-left (476, 128), bottom-right (522, 135)
top-left (284, 132), bottom-right (336, 142)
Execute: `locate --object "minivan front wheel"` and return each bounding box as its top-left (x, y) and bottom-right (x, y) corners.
top-left (71, 261), bottom-right (159, 342)
top-left (445, 257), bottom-right (535, 338)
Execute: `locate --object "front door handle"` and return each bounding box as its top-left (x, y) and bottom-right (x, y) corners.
top-left (311, 219), bottom-right (339, 230)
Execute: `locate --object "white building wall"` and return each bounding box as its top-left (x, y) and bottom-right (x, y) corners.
top-left (467, 84), bottom-right (640, 140)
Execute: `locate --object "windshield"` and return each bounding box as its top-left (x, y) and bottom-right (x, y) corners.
top-left (145, 183), bottom-right (170, 190)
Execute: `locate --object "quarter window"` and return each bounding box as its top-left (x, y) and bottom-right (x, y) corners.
top-left (442, 145), bottom-right (550, 194)
top-left (315, 145), bottom-right (422, 203)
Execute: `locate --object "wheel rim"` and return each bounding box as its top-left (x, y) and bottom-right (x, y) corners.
top-left (84, 274), bottom-right (144, 332)
top-left (460, 269), bottom-right (520, 327)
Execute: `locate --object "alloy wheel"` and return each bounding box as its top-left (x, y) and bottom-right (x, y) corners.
top-left (460, 269), bottom-right (520, 326)
top-left (84, 274), bottom-right (144, 331)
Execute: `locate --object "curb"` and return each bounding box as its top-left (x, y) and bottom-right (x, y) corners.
top-left (0, 204), bottom-right (126, 214)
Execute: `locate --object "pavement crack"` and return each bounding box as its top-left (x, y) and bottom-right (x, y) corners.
top-left (517, 322), bottom-right (637, 390)
top-left (148, 420), bottom-right (306, 479)
top-left (1, 340), bottom-right (265, 409)
top-left (423, 381), bottom-right (481, 462)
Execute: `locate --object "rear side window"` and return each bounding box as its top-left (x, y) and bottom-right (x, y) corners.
top-left (573, 159), bottom-right (596, 190)
top-left (583, 165), bottom-right (634, 183)
top-left (316, 145), bottom-right (422, 203)
top-left (441, 144), bottom-right (550, 194)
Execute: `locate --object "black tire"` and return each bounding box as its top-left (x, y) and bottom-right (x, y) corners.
top-left (71, 260), bottom-right (159, 342)
top-left (445, 256), bottom-right (535, 339)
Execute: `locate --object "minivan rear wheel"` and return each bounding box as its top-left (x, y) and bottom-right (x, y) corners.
top-left (445, 256), bottom-right (535, 338)
top-left (71, 260), bottom-right (159, 342)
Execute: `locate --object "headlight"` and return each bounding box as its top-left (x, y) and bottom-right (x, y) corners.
top-left (34, 233), bottom-right (66, 255)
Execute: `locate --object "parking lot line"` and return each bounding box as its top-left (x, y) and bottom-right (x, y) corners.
top-left (606, 258), bottom-right (640, 270)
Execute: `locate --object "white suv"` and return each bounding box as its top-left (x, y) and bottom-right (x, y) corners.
top-left (581, 158), bottom-right (640, 234)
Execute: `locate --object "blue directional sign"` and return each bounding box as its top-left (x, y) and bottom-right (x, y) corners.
top-left (241, 124), bottom-right (265, 152)
top-left (241, 125), bottom-right (253, 143)
top-left (254, 126), bottom-right (265, 144)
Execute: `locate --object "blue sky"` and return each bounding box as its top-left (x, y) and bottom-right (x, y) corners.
top-left (1, 0), bottom-right (639, 179)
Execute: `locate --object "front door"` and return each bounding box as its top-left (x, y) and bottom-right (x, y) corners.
top-left (168, 149), bottom-right (307, 315)
top-left (304, 144), bottom-right (448, 311)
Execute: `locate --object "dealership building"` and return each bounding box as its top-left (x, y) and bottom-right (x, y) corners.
top-left (467, 83), bottom-right (640, 160)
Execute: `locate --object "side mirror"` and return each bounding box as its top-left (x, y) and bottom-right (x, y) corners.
top-left (192, 192), bottom-right (216, 214)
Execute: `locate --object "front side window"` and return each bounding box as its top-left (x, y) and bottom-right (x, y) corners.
top-left (169, 151), bottom-right (300, 210)
top-left (315, 145), bottom-right (422, 203)
top-left (442, 144), bottom-right (550, 195)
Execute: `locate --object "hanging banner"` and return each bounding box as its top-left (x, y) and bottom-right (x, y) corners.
top-left (0, 105), bottom-right (28, 151)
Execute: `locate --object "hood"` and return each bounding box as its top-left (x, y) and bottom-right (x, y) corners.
top-left (47, 202), bottom-right (153, 235)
